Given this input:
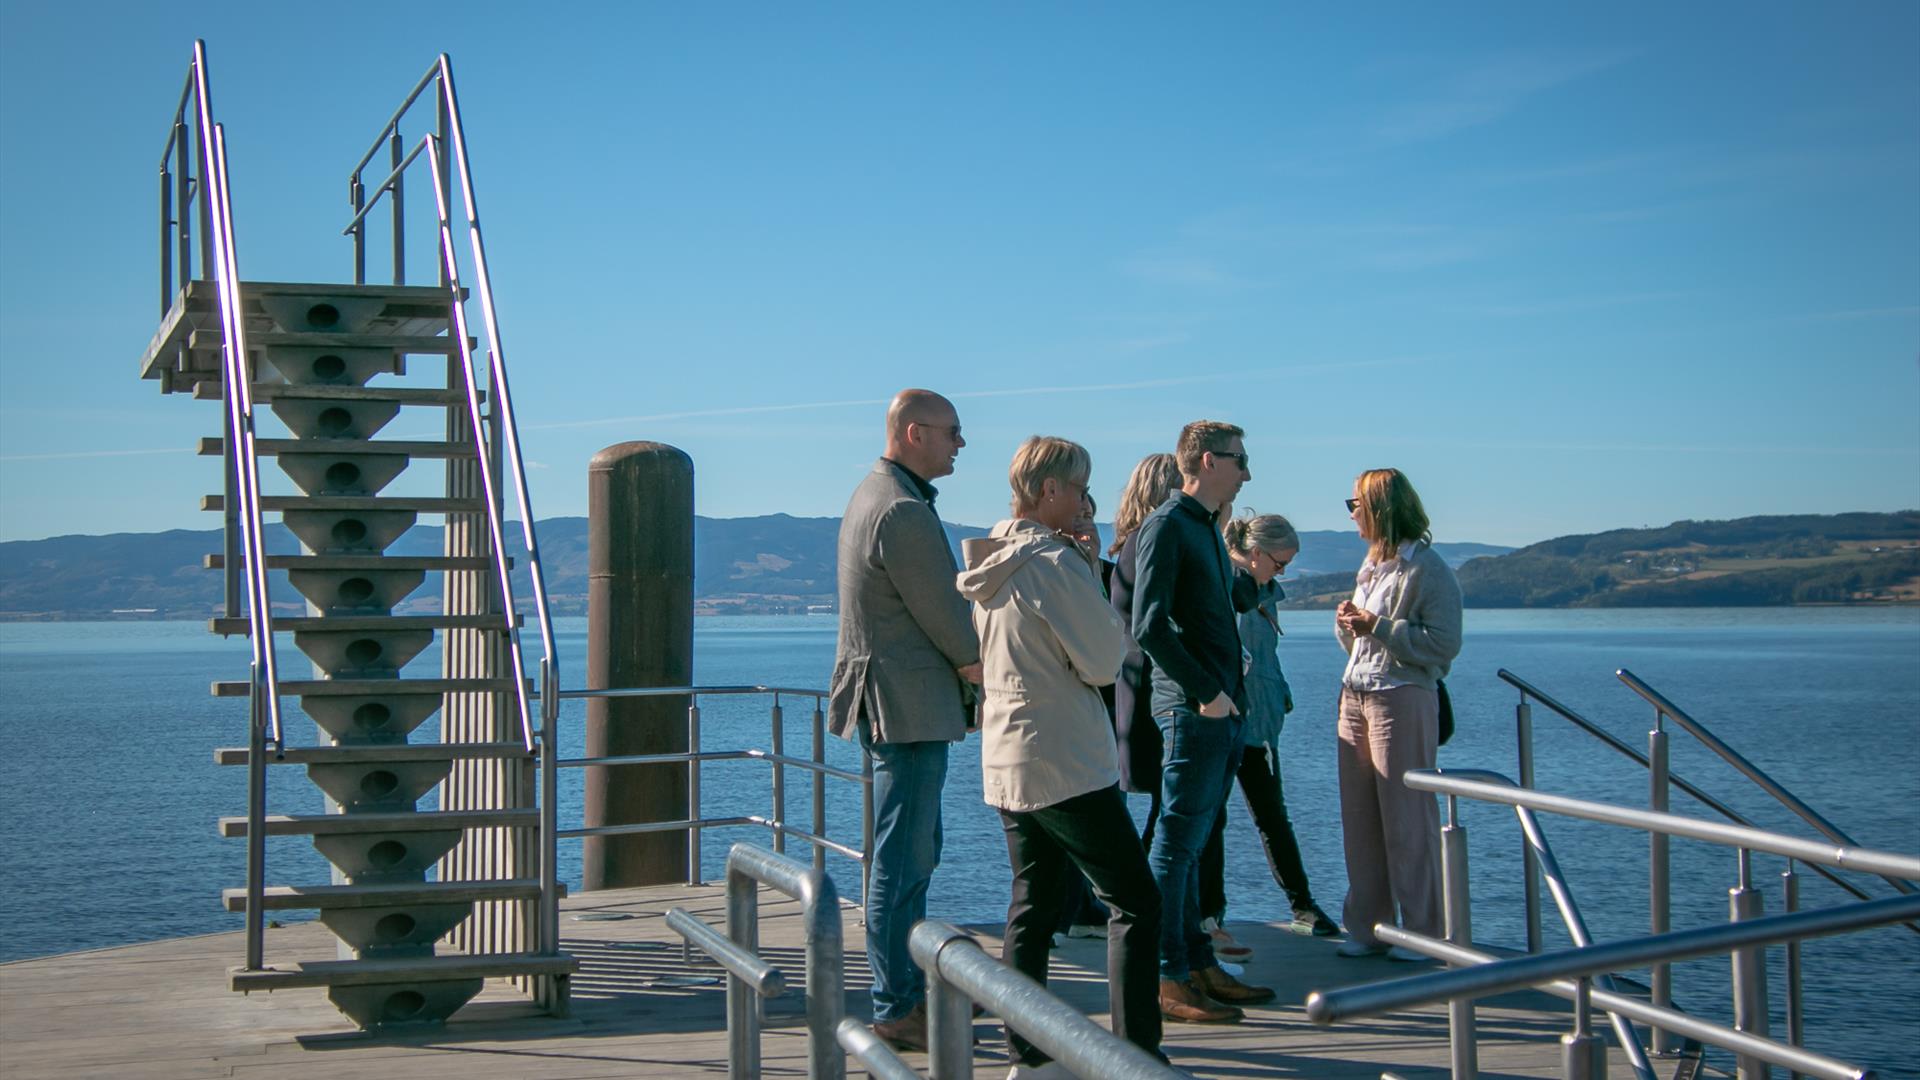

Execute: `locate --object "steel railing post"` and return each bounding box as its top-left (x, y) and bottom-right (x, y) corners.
top-left (812, 699), bottom-right (827, 874)
top-left (389, 131), bottom-right (405, 284)
top-left (174, 120), bottom-right (192, 290)
top-left (689, 699), bottom-right (703, 885)
top-left (1649, 712), bottom-right (1673, 1055)
top-left (1442, 796), bottom-right (1477, 1079)
top-left (350, 173), bottom-right (365, 285)
top-left (1784, 863), bottom-right (1803, 1080)
top-left (221, 392), bottom-right (240, 619)
top-left (770, 698), bottom-right (786, 855)
top-left (1562, 977), bottom-right (1607, 1080)
top-left (1517, 693), bottom-right (1541, 953)
top-left (159, 164), bottom-right (172, 316)
top-left (244, 662), bottom-right (266, 970)
top-left (539, 656), bottom-right (565, 1014)
top-left (1730, 849), bottom-right (1770, 1079)
top-left (726, 863), bottom-right (761, 1080)
top-left (926, 951), bottom-right (974, 1080)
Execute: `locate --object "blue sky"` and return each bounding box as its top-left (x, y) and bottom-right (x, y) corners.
top-left (1, 2), bottom-right (1915, 548)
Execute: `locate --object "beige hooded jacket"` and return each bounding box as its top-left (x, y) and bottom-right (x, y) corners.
top-left (956, 518), bottom-right (1130, 812)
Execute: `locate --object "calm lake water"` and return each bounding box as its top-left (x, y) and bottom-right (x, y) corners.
top-left (1, 608), bottom-right (1916, 1073)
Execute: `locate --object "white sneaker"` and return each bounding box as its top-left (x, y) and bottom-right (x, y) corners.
top-left (1066, 923), bottom-right (1108, 939)
top-left (1007, 1061), bottom-right (1076, 1080)
top-left (1335, 939), bottom-right (1388, 958)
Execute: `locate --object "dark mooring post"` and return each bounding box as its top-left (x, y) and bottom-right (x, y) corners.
top-left (583, 442), bottom-right (694, 888)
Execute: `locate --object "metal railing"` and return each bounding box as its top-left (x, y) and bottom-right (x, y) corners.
top-left (1499, 666), bottom-right (1920, 1065)
top-left (551, 685), bottom-right (873, 878)
top-left (343, 60), bottom-right (563, 979)
top-left (157, 40), bottom-right (285, 971)
top-left (665, 844), bottom-right (846, 1080)
top-left (1305, 767), bottom-right (1920, 1080)
top-left (345, 57), bottom-right (557, 757)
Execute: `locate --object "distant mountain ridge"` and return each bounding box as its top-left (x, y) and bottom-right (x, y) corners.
top-left (0, 515), bottom-right (1507, 620)
top-left (1281, 511), bottom-right (1920, 609)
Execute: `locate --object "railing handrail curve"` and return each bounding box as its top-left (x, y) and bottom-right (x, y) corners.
top-left (1616, 667), bottom-right (1916, 897)
top-left (1498, 667), bottom-right (1886, 910)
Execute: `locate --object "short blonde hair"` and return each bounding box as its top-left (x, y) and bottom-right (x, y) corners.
top-left (1354, 468), bottom-right (1433, 562)
top-left (1110, 453), bottom-right (1180, 554)
top-left (1009, 436), bottom-right (1091, 515)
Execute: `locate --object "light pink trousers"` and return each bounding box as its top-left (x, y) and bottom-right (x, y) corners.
top-left (1337, 685), bottom-right (1443, 947)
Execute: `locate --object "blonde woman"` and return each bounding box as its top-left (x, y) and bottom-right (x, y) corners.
top-left (1106, 453), bottom-right (1183, 834)
top-left (1333, 469), bottom-right (1463, 959)
top-left (957, 436), bottom-right (1163, 1072)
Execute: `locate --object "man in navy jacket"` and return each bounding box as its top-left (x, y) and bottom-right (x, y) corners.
top-left (1131, 419), bottom-right (1276, 1023)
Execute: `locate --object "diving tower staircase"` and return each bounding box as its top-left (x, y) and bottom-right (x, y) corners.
top-left (139, 43), bottom-right (574, 1029)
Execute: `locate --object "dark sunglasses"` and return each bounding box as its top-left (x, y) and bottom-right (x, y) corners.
top-left (1345, 498), bottom-right (1361, 513)
top-left (1210, 450), bottom-right (1249, 470)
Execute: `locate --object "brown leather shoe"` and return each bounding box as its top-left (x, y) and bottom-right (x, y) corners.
top-left (1193, 964), bottom-right (1276, 1006)
top-left (1158, 977), bottom-right (1243, 1024)
top-left (872, 1002), bottom-right (929, 1052)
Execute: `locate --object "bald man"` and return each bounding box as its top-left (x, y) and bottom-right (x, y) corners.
top-left (827, 389), bottom-right (982, 1050)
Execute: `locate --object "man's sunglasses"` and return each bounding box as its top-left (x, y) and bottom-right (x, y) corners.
top-left (1210, 450), bottom-right (1249, 470)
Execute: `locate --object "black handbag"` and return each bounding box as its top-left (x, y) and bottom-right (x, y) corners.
top-left (1437, 679), bottom-right (1455, 746)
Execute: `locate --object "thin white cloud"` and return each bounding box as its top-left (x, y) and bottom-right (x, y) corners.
top-left (1371, 50), bottom-right (1637, 145)
top-left (0, 446), bottom-right (195, 463)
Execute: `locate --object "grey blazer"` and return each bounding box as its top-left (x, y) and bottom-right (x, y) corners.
top-left (827, 459), bottom-right (980, 745)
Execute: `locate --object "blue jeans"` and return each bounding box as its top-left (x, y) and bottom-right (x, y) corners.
top-left (861, 726), bottom-right (948, 1022)
top-left (1149, 709), bottom-right (1243, 981)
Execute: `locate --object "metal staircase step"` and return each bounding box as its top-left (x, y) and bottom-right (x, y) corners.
top-left (205, 554), bottom-right (494, 571)
top-left (220, 879), bottom-right (554, 911)
top-left (200, 436), bottom-right (477, 458)
top-left (214, 741), bottom-right (532, 766)
top-left (200, 494), bottom-right (484, 513)
top-left (218, 807), bottom-right (539, 837)
top-left (187, 328), bottom-right (472, 353)
top-left (228, 951), bottom-right (575, 992)
top-left (211, 676), bottom-right (526, 697)
top-left (192, 383), bottom-right (472, 405)
top-left (209, 613), bottom-right (517, 635)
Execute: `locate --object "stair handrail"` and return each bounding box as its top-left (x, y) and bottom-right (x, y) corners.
top-left (1616, 666), bottom-right (1915, 898)
top-left (340, 56), bottom-right (562, 756)
top-left (160, 40), bottom-right (286, 972)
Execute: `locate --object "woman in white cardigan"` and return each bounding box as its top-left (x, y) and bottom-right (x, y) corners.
top-left (1332, 468), bottom-right (1463, 960)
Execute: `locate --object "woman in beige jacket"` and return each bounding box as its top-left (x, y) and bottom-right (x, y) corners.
top-left (957, 436), bottom-right (1164, 1076)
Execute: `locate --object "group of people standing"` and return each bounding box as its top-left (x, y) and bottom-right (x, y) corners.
top-left (827, 389), bottom-right (1464, 1076)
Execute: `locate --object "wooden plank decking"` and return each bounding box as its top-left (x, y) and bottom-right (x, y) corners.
top-left (0, 880), bottom-right (1638, 1078)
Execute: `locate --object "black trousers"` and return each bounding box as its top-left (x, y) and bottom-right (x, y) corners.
top-left (1200, 745), bottom-right (1318, 919)
top-left (1000, 784), bottom-right (1163, 1065)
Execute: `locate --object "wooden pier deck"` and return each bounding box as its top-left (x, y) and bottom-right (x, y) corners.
top-left (0, 881), bottom-right (1638, 1078)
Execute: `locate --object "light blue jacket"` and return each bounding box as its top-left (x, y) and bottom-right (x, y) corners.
top-left (1236, 578), bottom-right (1293, 749)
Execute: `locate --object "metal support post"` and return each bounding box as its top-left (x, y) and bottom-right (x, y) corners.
top-left (1442, 796), bottom-right (1478, 1079)
top-left (1649, 718), bottom-right (1673, 1055)
top-left (927, 961), bottom-right (975, 1080)
top-left (726, 866), bottom-right (761, 1080)
top-left (1730, 849), bottom-right (1770, 1079)
top-left (1783, 863), bottom-right (1803, 1080)
top-left (861, 754), bottom-right (875, 911)
top-left (770, 699), bottom-right (786, 854)
top-left (1516, 696), bottom-right (1541, 953)
top-left (689, 700), bottom-right (704, 885)
top-left (388, 131), bottom-right (405, 284)
top-left (812, 701), bottom-right (827, 874)
top-left (1562, 977), bottom-right (1607, 1080)
top-left (174, 121), bottom-right (192, 288)
top-left (243, 665), bottom-right (267, 970)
